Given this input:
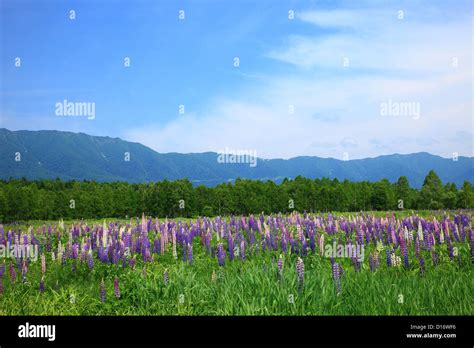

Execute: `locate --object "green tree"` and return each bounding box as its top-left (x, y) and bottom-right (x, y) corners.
top-left (457, 181), bottom-right (474, 209)
top-left (420, 170), bottom-right (444, 209)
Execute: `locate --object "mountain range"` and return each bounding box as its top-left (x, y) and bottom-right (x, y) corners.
top-left (0, 128), bottom-right (472, 188)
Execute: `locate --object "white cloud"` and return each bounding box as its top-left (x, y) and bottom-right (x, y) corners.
top-left (124, 5), bottom-right (473, 160)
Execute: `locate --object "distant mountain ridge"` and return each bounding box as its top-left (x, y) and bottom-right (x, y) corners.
top-left (0, 128), bottom-right (472, 188)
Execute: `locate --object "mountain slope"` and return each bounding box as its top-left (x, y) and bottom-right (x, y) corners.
top-left (0, 128), bottom-right (472, 188)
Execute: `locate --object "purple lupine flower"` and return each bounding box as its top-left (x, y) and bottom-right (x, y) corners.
top-left (414, 237), bottom-right (420, 258)
top-left (122, 256), bottom-right (128, 268)
top-left (87, 252), bottom-right (94, 269)
top-left (163, 269), bottom-right (169, 286)
top-left (39, 277), bottom-right (45, 293)
top-left (400, 235), bottom-right (409, 268)
top-left (385, 249), bottom-right (392, 267)
top-left (99, 279), bottom-right (106, 303)
top-left (180, 241), bottom-right (187, 262)
top-left (447, 237), bottom-right (454, 260)
top-left (217, 243), bottom-right (225, 267)
top-left (281, 237), bottom-right (287, 254)
top-left (301, 238), bottom-right (307, 257)
top-left (240, 240), bottom-right (246, 260)
top-left (9, 263), bottom-right (16, 283)
top-left (187, 243), bottom-right (193, 265)
top-left (369, 254), bottom-right (375, 272)
top-left (309, 232), bottom-right (315, 253)
top-left (228, 235), bottom-right (235, 261)
top-left (419, 257), bottom-right (425, 276)
top-left (114, 277), bottom-right (120, 299)
top-left (277, 254), bottom-right (284, 281)
top-left (332, 262), bottom-right (341, 294)
top-left (296, 257), bottom-right (304, 291)
top-left (129, 256), bottom-right (136, 269)
top-left (154, 238), bottom-right (161, 254)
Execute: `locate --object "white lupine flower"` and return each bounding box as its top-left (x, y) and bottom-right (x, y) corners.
top-left (417, 222), bottom-right (423, 241)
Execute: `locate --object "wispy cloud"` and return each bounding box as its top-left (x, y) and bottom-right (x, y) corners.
top-left (125, 2), bottom-right (472, 159)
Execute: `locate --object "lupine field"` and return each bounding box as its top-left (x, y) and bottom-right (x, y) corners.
top-left (0, 211), bottom-right (472, 315)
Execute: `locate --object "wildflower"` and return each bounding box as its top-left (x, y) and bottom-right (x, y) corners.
top-left (187, 243), bottom-right (193, 265)
top-left (281, 237), bottom-right (287, 254)
top-left (319, 234), bottom-right (325, 256)
top-left (385, 249), bottom-right (392, 267)
top-left (40, 277), bottom-right (45, 293)
top-left (400, 234), bottom-right (409, 268)
top-left (87, 250), bottom-right (94, 270)
top-left (163, 269), bottom-right (169, 286)
top-left (277, 254), bottom-right (284, 280)
top-left (41, 254), bottom-right (46, 274)
top-left (217, 243), bottom-right (225, 267)
top-left (415, 237), bottom-right (420, 258)
top-left (228, 235), bottom-right (235, 261)
top-left (332, 262), bottom-right (341, 294)
top-left (9, 263), bottom-right (16, 283)
top-left (182, 244), bottom-right (187, 263)
top-left (296, 257), bottom-right (304, 291)
top-left (21, 260), bottom-right (28, 282)
top-left (392, 254), bottom-right (401, 267)
top-left (447, 237), bottom-right (454, 260)
top-left (114, 277), bottom-right (120, 299)
top-left (211, 270), bottom-right (217, 283)
top-left (369, 254), bottom-right (375, 272)
top-left (172, 230), bottom-right (177, 260)
top-left (419, 257), bottom-right (425, 276)
top-left (99, 279), bottom-right (106, 303)
top-left (129, 256), bottom-right (136, 269)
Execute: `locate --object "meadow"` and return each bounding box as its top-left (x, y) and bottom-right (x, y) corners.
top-left (0, 211), bottom-right (472, 315)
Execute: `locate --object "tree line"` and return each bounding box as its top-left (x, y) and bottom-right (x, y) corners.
top-left (0, 170), bottom-right (472, 222)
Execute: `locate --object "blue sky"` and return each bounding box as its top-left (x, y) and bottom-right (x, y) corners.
top-left (0, 0), bottom-right (472, 159)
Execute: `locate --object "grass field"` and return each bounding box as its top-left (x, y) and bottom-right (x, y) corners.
top-left (0, 211), bottom-right (472, 315)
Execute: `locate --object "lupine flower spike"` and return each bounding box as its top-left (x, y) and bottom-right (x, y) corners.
top-left (99, 278), bottom-right (106, 303)
top-left (277, 254), bottom-right (284, 282)
top-left (40, 276), bottom-right (45, 293)
top-left (296, 257), bottom-right (304, 291)
top-left (114, 277), bottom-right (120, 299)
